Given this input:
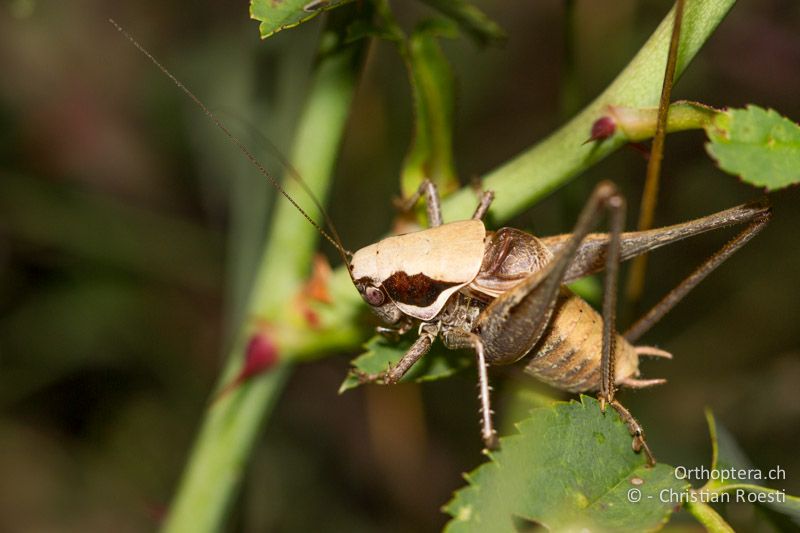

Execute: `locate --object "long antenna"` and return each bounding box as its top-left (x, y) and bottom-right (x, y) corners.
top-left (108, 18), bottom-right (353, 273)
top-left (244, 126), bottom-right (353, 265)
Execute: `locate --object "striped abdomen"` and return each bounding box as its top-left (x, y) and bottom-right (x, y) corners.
top-left (524, 290), bottom-right (639, 392)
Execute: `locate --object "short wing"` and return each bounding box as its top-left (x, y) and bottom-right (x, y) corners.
top-left (468, 228), bottom-right (553, 299)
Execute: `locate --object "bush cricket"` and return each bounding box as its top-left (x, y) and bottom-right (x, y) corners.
top-left (349, 178), bottom-right (769, 461)
top-left (111, 12), bottom-right (771, 465)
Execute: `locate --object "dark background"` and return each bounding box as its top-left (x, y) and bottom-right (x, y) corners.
top-left (0, 1), bottom-right (798, 531)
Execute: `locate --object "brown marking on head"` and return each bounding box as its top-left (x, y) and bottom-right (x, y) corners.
top-left (382, 271), bottom-right (459, 308)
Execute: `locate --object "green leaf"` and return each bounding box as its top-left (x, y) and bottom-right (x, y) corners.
top-left (705, 407), bottom-right (753, 476)
top-left (419, 0), bottom-right (506, 47)
top-left (250, 0), bottom-right (354, 39)
top-left (443, 396), bottom-right (687, 532)
top-left (339, 335), bottom-right (472, 393)
top-left (701, 410), bottom-right (800, 526)
top-left (705, 105), bottom-right (800, 191)
top-left (400, 26), bottom-right (459, 198)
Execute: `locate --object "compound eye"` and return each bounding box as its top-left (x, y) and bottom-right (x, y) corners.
top-left (364, 285), bottom-right (385, 306)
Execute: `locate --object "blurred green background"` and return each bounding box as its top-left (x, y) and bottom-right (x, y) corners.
top-left (0, 1), bottom-right (798, 531)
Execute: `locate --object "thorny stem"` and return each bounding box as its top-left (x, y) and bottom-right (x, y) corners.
top-left (162, 8), bottom-right (368, 533)
top-left (440, 0), bottom-right (734, 222)
top-left (607, 100), bottom-right (719, 141)
top-left (625, 0), bottom-right (685, 309)
top-left (164, 1), bottom-right (735, 531)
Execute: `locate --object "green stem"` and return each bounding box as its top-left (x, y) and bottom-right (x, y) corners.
top-left (440, 0), bottom-right (735, 223)
top-left (400, 28), bottom-right (459, 197)
top-left (608, 101), bottom-right (719, 141)
top-left (163, 364), bottom-right (291, 533)
top-left (162, 9), bottom-right (368, 532)
top-left (686, 500), bottom-right (735, 532)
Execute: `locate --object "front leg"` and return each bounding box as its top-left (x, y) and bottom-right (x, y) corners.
top-left (353, 328), bottom-right (435, 385)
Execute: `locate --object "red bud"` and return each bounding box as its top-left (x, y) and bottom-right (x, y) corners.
top-left (241, 332), bottom-right (278, 379)
top-left (214, 331), bottom-right (278, 402)
top-left (586, 116), bottom-right (617, 144)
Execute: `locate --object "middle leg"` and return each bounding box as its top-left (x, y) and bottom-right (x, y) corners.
top-left (472, 189), bottom-right (495, 221)
top-left (395, 179), bottom-right (443, 228)
top-left (442, 328), bottom-right (499, 450)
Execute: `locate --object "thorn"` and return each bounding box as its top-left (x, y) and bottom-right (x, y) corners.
top-left (213, 331), bottom-right (279, 403)
top-left (584, 115), bottom-right (617, 144)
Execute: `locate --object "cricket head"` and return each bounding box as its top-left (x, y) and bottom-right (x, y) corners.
top-left (350, 220), bottom-right (486, 323)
